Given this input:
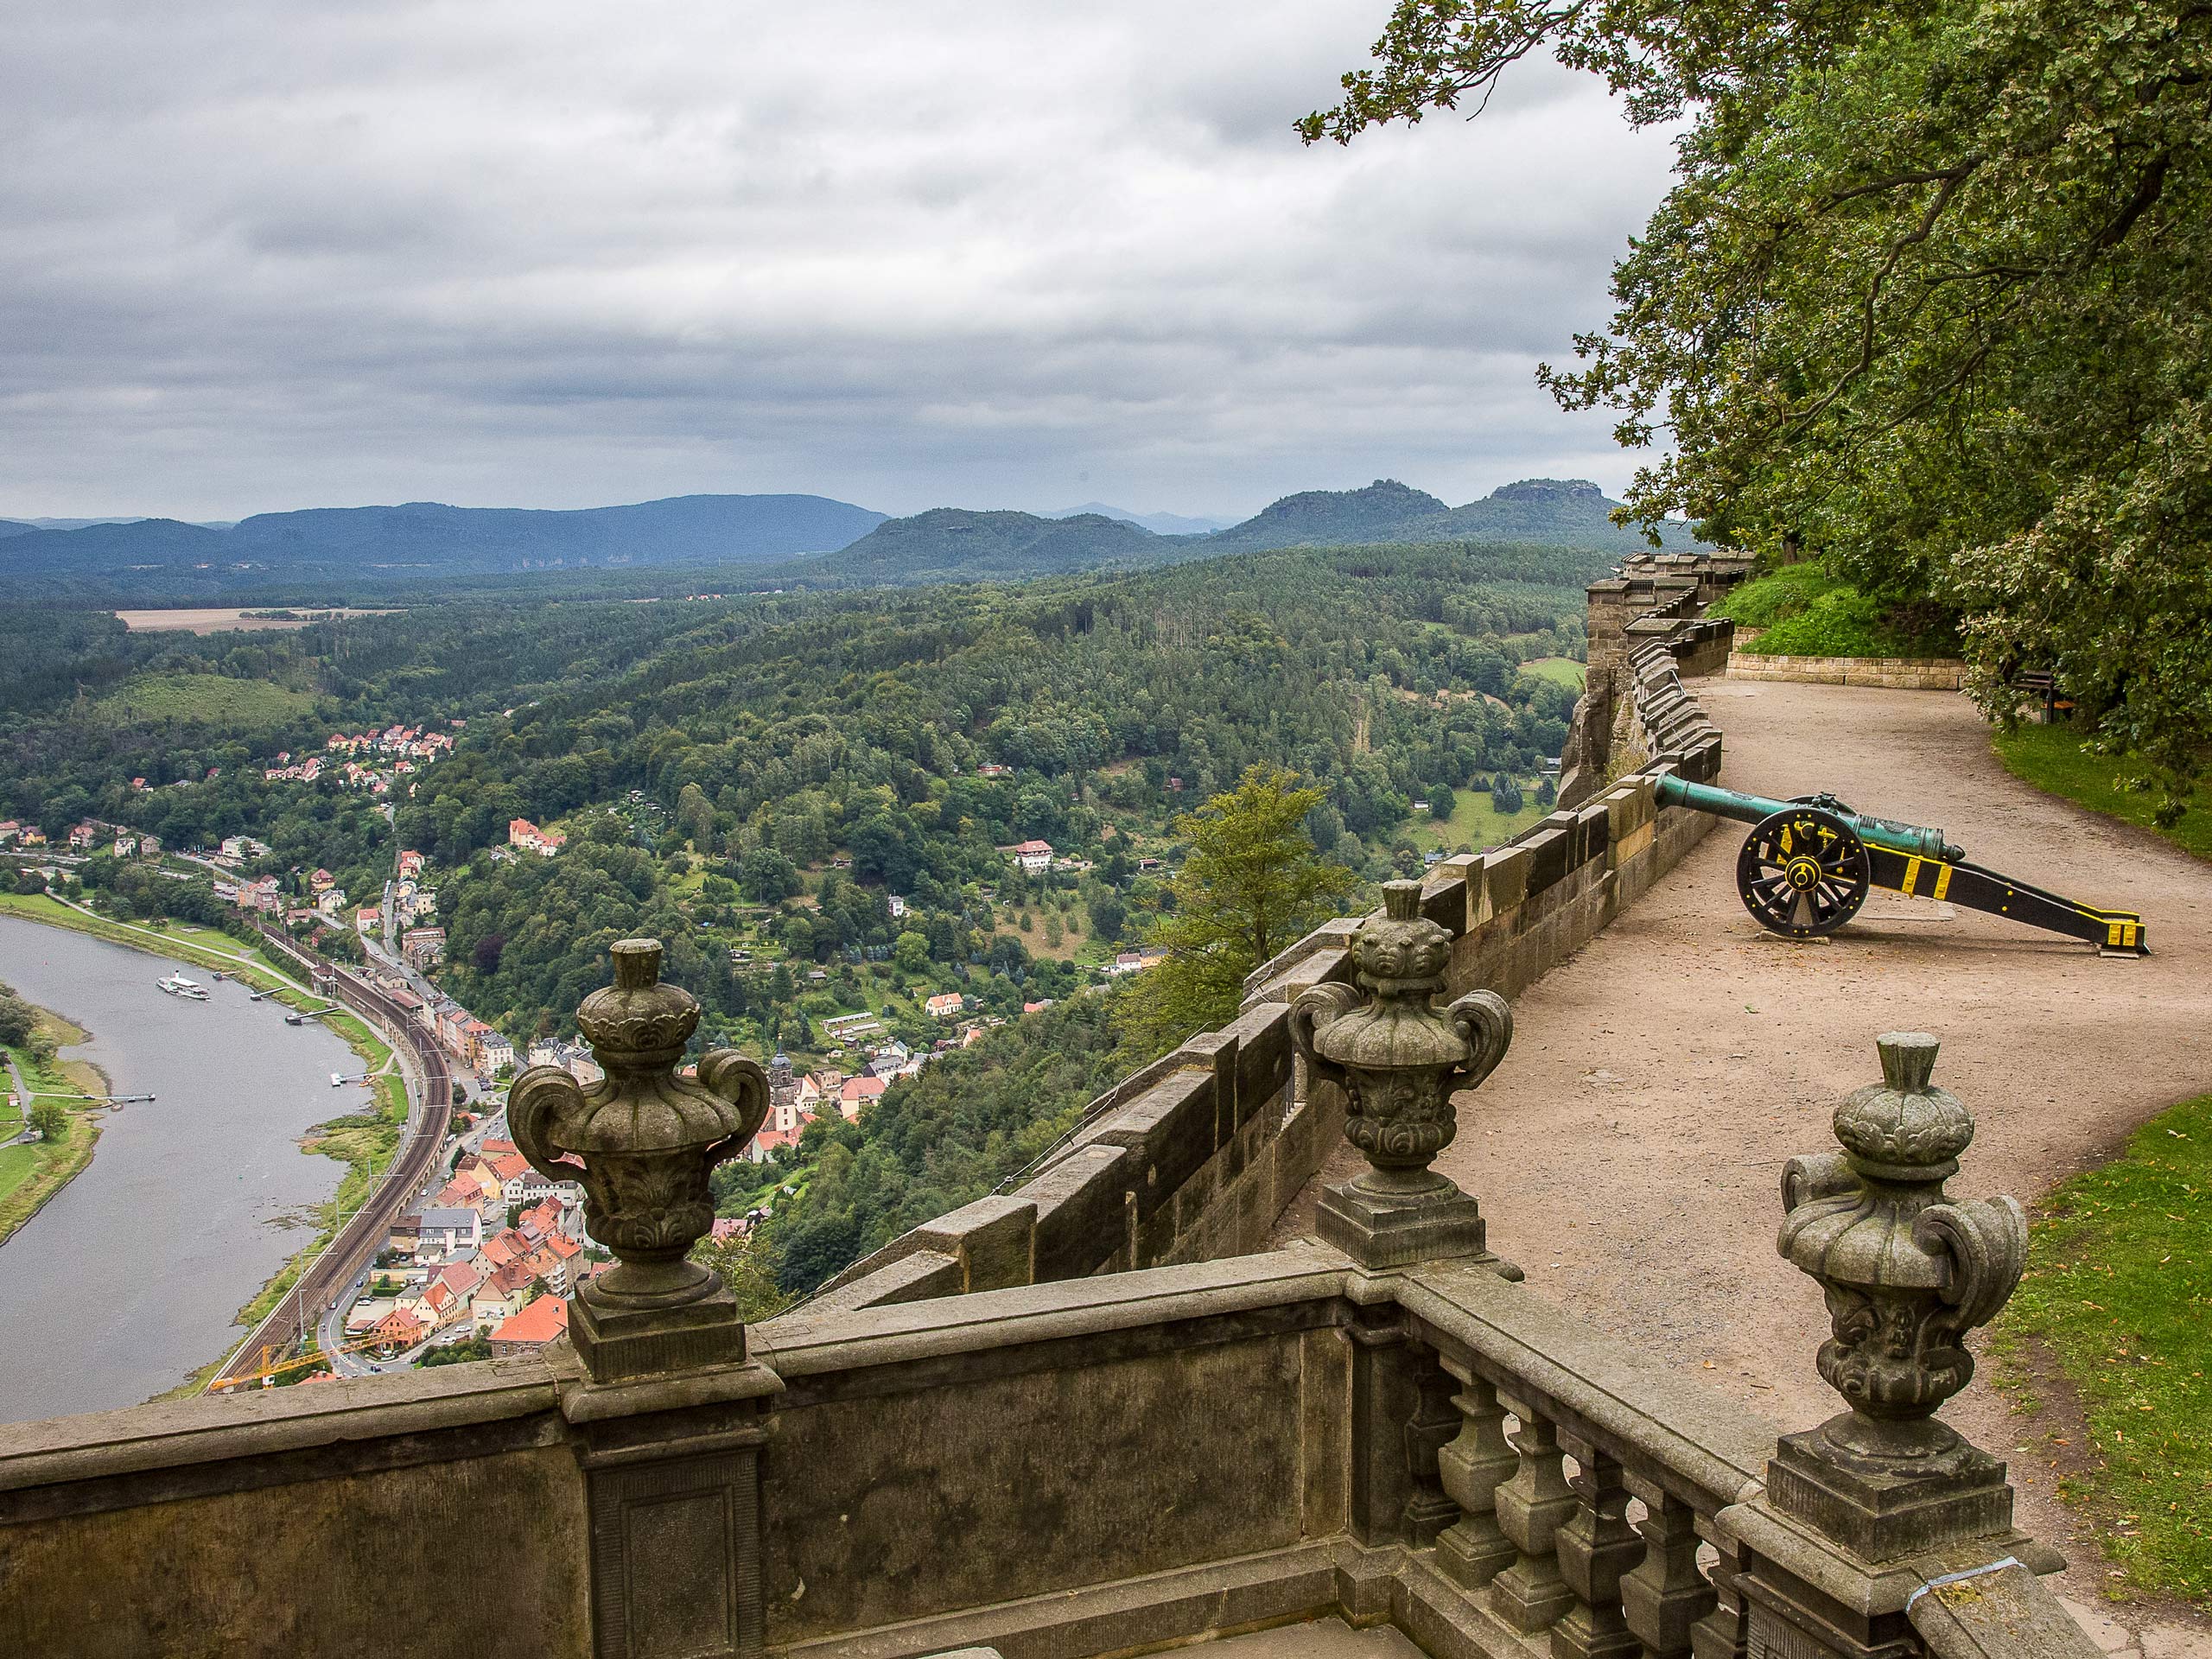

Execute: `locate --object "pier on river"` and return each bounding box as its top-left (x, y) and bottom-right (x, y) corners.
top-left (0, 914), bottom-right (360, 1423)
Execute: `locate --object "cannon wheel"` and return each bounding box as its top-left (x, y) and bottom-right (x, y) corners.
top-left (1736, 806), bottom-right (1870, 938)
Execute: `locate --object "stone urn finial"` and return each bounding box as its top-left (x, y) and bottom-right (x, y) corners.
top-left (1770, 1032), bottom-right (2027, 1554)
top-left (510, 938), bottom-right (769, 1381)
top-left (1291, 880), bottom-right (1515, 1270)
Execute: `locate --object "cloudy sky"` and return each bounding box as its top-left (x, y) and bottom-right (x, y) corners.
top-left (2, 2), bottom-right (1675, 523)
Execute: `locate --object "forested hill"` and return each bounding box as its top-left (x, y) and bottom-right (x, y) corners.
top-left (784, 507), bottom-right (1192, 583)
top-left (0, 493), bottom-right (887, 594)
top-left (1206, 477), bottom-right (1700, 556)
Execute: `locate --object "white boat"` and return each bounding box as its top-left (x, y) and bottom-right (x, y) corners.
top-left (331, 1072), bottom-right (346, 1088)
top-left (156, 973), bottom-right (210, 1001)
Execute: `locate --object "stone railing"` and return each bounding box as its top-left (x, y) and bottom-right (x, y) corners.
top-left (0, 937), bottom-right (2094, 1659)
top-left (815, 608), bottom-right (1733, 1313)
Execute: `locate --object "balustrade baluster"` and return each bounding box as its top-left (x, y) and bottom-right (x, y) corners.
top-left (1490, 1393), bottom-right (1578, 1633)
top-left (1688, 1531), bottom-right (1748, 1659)
top-left (1621, 1486), bottom-right (1714, 1659)
top-left (1403, 1346), bottom-right (1465, 1546)
top-left (1551, 1433), bottom-right (1643, 1659)
top-left (1435, 1359), bottom-right (1517, 1588)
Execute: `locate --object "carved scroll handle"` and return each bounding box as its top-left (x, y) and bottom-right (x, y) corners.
top-left (1914, 1195), bottom-right (2028, 1331)
top-left (508, 1063), bottom-right (589, 1187)
top-left (696, 1049), bottom-right (772, 1166)
top-left (1781, 1150), bottom-right (1859, 1212)
top-left (1445, 989), bottom-right (1512, 1092)
top-left (1288, 981), bottom-right (1359, 1097)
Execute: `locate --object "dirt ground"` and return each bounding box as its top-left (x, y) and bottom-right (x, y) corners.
top-left (1280, 679), bottom-right (2212, 1635)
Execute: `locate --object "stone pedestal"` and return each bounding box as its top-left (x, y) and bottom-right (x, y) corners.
top-left (1317, 1174), bottom-right (1501, 1272)
top-left (1766, 1421), bottom-right (2012, 1561)
top-left (559, 1350), bottom-right (784, 1659)
top-left (570, 1283), bottom-right (751, 1383)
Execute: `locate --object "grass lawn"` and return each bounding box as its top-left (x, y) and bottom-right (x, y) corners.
top-left (93, 671), bottom-right (315, 728)
top-left (1520, 657), bottom-right (1588, 691)
top-left (1405, 783), bottom-right (1554, 855)
top-left (1990, 1089), bottom-right (2212, 1605)
top-left (0, 1141), bottom-right (46, 1205)
top-left (1991, 724), bottom-right (2212, 864)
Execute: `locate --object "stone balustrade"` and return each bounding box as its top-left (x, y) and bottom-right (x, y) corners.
top-left (0, 933), bottom-right (2099, 1659)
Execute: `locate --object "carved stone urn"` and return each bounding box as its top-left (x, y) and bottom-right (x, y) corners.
top-left (1770, 1031), bottom-right (2027, 1554)
top-left (1290, 879), bottom-right (1515, 1270)
top-left (510, 938), bottom-right (769, 1382)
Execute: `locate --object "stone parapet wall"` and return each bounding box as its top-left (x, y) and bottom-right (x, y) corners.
top-left (1726, 652), bottom-right (1965, 691)
top-left (3, 1236), bottom-right (2075, 1659)
top-left (816, 613), bottom-right (1734, 1315)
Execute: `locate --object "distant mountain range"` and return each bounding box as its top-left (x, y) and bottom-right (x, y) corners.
top-left (0, 494), bottom-right (888, 586)
top-left (0, 516), bottom-right (236, 534)
top-left (1044, 502), bottom-right (1234, 536)
top-left (0, 477), bottom-right (1697, 601)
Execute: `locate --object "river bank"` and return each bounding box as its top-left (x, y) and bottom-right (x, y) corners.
top-left (0, 1002), bottom-right (111, 1248)
top-left (0, 912), bottom-right (407, 1419)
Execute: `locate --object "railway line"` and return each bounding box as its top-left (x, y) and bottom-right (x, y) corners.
top-left (207, 930), bottom-right (452, 1392)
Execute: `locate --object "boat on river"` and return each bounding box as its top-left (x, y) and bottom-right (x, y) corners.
top-left (156, 973), bottom-right (210, 1001)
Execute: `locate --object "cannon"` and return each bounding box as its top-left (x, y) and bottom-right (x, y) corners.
top-left (1652, 773), bottom-right (2147, 954)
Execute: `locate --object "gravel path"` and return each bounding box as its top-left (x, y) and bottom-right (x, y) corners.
top-left (1282, 678), bottom-right (2212, 1636)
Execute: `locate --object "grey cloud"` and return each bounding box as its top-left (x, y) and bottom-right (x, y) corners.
top-left (0, 1), bottom-right (1676, 522)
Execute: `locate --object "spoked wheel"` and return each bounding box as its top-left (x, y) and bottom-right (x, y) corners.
top-left (1735, 806), bottom-right (1870, 938)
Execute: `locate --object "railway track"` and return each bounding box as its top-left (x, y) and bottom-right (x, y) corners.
top-left (207, 931), bottom-right (452, 1391)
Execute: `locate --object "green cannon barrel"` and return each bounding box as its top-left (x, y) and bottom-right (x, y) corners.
top-left (1652, 773), bottom-right (1963, 863)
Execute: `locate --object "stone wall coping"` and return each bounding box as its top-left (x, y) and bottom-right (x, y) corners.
top-left (0, 1352), bottom-right (563, 1497)
top-left (753, 1244), bottom-right (1353, 1380)
top-left (1396, 1260), bottom-right (1777, 1512)
top-left (1720, 1497), bottom-right (2065, 1621)
top-left (1733, 652), bottom-right (1965, 670)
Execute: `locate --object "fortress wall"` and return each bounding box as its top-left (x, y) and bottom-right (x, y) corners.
top-left (806, 604), bottom-right (1736, 1316)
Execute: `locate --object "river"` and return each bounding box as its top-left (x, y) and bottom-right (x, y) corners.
top-left (0, 914), bottom-right (360, 1424)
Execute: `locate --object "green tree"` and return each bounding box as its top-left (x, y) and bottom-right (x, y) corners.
top-left (676, 782), bottom-right (715, 849)
top-left (1308, 0), bottom-right (2212, 816)
top-left (29, 1100), bottom-right (68, 1142)
top-left (691, 1227), bottom-right (795, 1321)
top-left (0, 982), bottom-right (36, 1048)
top-left (893, 930), bottom-right (931, 975)
top-left (1117, 766), bottom-right (1354, 1057)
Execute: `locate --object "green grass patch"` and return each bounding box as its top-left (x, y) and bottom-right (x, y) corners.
top-left (1991, 724), bottom-right (2212, 865)
top-left (1990, 1090), bottom-right (2212, 1605)
top-left (0, 1141), bottom-right (46, 1205)
top-left (1520, 657), bottom-right (1588, 691)
top-left (94, 671), bottom-right (315, 728)
top-left (1713, 566), bottom-right (1956, 658)
top-left (1404, 782), bottom-right (1554, 854)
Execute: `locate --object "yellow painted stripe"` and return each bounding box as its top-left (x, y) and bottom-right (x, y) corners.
top-left (1902, 856), bottom-right (1923, 897)
top-left (1933, 863), bottom-right (1953, 901)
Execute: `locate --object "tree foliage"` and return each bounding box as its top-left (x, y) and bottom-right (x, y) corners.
top-left (1309, 0), bottom-right (2212, 814)
top-left (1117, 766), bottom-right (1355, 1054)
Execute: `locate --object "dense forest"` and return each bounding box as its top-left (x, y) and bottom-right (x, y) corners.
top-left (0, 535), bottom-right (1599, 1289)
